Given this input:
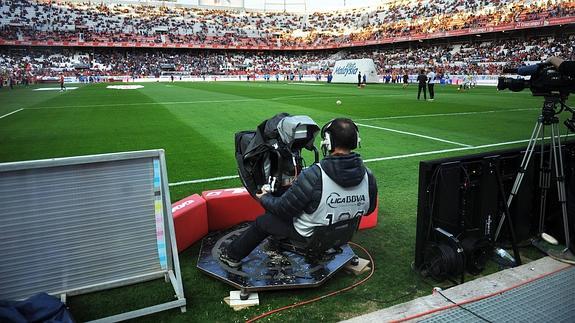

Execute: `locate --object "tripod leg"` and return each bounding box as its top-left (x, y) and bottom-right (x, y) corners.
top-left (538, 125), bottom-right (552, 235)
top-left (495, 120), bottom-right (543, 241)
top-left (495, 163), bottom-right (522, 266)
top-left (550, 124), bottom-right (571, 250)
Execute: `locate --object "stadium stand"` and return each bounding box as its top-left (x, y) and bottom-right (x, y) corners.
top-left (0, 0), bottom-right (573, 48)
top-left (1, 33), bottom-right (573, 82)
top-left (0, 0), bottom-right (574, 83)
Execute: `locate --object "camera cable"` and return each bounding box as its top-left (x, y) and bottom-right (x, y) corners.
top-left (434, 288), bottom-right (493, 323)
top-left (245, 241), bottom-right (375, 323)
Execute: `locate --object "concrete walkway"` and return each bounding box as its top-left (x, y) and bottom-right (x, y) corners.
top-left (342, 257), bottom-right (572, 322)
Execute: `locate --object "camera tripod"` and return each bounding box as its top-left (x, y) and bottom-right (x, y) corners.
top-left (494, 95), bottom-right (571, 252)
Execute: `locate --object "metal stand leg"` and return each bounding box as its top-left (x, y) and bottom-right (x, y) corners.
top-left (494, 119), bottom-right (542, 241)
top-left (495, 96), bottom-right (572, 255)
top-left (240, 288), bottom-right (250, 301)
top-left (538, 124), bottom-right (551, 235)
top-left (493, 161), bottom-right (522, 265)
top-left (551, 123), bottom-right (571, 251)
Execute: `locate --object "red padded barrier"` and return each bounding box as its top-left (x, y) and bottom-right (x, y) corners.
top-left (171, 194), bottom-right (208, 252)
top-left (202, 188), bottom-right (264, 231)
top-left (200, 187), bottom-right (378, 232)
top-left (359, 198), bottom-right (379, 230)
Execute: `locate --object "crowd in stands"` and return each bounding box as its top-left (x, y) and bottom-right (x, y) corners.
top-left (1, 33), bottom-right (573, 82)
top-left (0, 0), bottom-right (574, 47)
top-left (348, 33), bottom-right (575, 75)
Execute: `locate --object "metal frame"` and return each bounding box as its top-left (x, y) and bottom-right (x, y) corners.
top-left (0, 149), bottom-right (186, 321)
top-left (494, 97), bottom-right (571, 251)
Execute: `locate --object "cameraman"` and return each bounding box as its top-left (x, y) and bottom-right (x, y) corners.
top-left (220, 118), bottom-right (378, 268)
top-left (546, 56), bottom-right (575, 264)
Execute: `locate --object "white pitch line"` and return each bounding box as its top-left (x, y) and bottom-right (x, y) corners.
top-left (169, 175), bottom-right (240, 186)
top-left (25, 93), bottom-right (404, 110)
top-left (364, 134), bottom-right (575, 163)
top-left (356, 122), bottom-right (473, 147)
top-left (354, 108), bottom-right (537, 121)
top-left (24, 95), bottom-right (342, 109)
top-left (0, 108), bottom-right (24, 120)
top-left (168, 135), bottom-right (575, 187)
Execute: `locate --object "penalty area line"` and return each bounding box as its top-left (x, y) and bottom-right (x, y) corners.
top-left (356, 122), bottom-right (472, 147)
top-left (26, 94), bottom-right (405, 110)
top-left (363, 134), bottom-right (575, 163)
top-left (354, 108), bottom-right (537, 122)
top-left (0, 108), bottom-right (24, 120)
top-left (168, 135), bottom-right (574, 187)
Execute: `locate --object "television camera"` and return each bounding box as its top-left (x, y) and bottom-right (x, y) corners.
top-left (496, 62), bottom-right (575, 261)
top-left (498, 63), bottom-right (575, 97)
top-left (199, 113), bottom-right (363, 300)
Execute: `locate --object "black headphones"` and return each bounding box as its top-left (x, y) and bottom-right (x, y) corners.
top-left (320, 118), bottom-right (361, 155)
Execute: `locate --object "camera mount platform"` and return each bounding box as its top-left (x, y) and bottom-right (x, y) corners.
top-left (197, 223), bottom-right (356, 299)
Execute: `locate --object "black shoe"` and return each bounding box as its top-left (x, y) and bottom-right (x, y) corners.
top-left (219, 249), bottom-right (242, 269)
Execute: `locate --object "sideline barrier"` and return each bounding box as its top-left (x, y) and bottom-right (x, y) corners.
top-left (201, 187), bottom-right (264, 231)
top-left (171, 194), bottom-right (208, 252)
top-left (359, 199), bottom-right (379, 230)
top-left (171, 188), bottom-right (379, 246)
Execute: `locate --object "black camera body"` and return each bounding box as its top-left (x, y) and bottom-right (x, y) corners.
top-left (498, 64), bottom-right (575, 98)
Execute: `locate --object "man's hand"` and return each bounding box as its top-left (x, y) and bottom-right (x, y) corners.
top-left (256, 184), bottom-right (271, 199)
top-left (256, 190), bottom-right (268, 199)
top-left (546, 56), bottom-right (564, 69)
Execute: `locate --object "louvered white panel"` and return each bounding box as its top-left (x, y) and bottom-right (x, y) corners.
top-left (0, 155), bottom-right (165, 301)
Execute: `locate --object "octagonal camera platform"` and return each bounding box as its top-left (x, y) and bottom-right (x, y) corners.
top-left (197, 223), bottom-right (356, 297)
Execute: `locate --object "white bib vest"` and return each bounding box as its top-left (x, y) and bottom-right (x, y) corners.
top-left (293, 164), bottom-right (370, 237)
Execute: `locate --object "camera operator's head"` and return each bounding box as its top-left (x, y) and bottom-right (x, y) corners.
top-left (320, 118), bottom-right (361, 156)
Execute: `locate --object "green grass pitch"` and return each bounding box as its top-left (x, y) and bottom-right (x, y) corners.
top-left (0, 81), bottom-right (570, 322)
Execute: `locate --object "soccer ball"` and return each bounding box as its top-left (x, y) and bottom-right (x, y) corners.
top-left (336, 100), bottom-right (342, 105)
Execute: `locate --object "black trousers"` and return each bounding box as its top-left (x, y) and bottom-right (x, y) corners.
top-left (428, 83), bottom-right (435, 99)
top-left (227, 212), bottom-right (305, 260)
top-left (418, 83), bottom-right (427, 99)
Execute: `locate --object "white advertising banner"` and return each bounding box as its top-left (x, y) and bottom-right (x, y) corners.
top-left (198, 0), bottom-right (244, 8)
top-left (332, 59), bottom-right (379, 84)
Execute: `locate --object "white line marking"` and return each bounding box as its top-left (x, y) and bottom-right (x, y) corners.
top-left (26, 93), bottom-right (404, 110)
top-left (354, 108), bottom-right (537, 121)
top-left (356, 122), bottom-right (472, 147)
top-left (287, 82), bottom-right (325, 86)
top-left (363, 134), bottom-right (575, 163)
top-left (27, 95), bottom-right (341, 109)
top-left (169, 175), bottom-right (240, 186)
top-left (27, 99), bottom-right (262, 109)
top-left (0, 108), bottom-right (24, 120)
top-left (167, 134), bottom-right (575, 187)
top-left (33, 87), bottom-right (78, 91)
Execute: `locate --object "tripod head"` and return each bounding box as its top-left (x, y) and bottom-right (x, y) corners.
top-left (540, 95), bottom-right (562, 125)
top-left (540, 94), bottom-right (575, 128)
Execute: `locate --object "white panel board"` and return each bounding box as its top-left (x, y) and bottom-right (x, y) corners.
top-left (332, 59), bottom-right (379, 84)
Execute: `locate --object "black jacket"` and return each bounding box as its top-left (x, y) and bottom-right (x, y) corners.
top-left (417, 74), bottom-right (427, 85)
top-left (559, 61), bottom-right (575, 77)
top-left (259, 153), bottom-right (378, 221)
